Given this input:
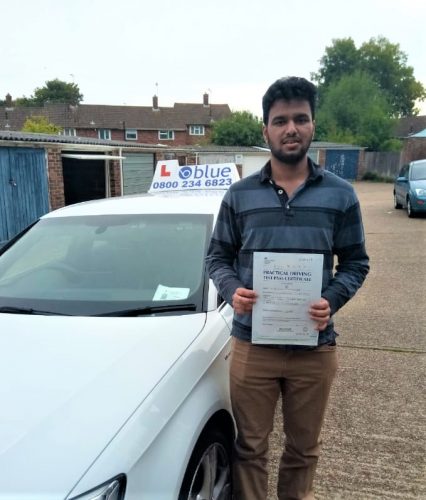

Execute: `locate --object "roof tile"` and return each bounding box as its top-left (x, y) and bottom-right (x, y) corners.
top-left (0, 100), bottom-right (231, 132)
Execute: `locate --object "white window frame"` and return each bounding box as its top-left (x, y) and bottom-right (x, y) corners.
top-left (98, 129), bottom-right (112, 140)
top-left (61, 128), bottom-right (77, 137)
top-left (125, 128), bottom-right (138, 141)
top-left (189, 125), bottom-right (205, 136)
top-left (158, 130), bottom-right (174, 140)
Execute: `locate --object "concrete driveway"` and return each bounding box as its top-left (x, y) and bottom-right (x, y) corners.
top-left (267, 182), bottom-right (426, 499)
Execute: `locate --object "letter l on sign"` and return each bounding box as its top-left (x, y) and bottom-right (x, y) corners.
top-left (160, 164), bottom-right (171, 177)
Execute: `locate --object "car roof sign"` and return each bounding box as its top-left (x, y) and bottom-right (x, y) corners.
top-left (149, 160), bottom-right (240, 193)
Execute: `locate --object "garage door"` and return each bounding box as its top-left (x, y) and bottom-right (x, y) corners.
top-left (122, 154), bottom-right (154, 194)
top-left (325, 150), bottom-right (359, 180)
top-left (0, 147), bottom-right (49, 242)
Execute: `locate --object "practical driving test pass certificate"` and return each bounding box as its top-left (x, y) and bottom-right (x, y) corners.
top-left (252, 252), bottom-right (324, 345)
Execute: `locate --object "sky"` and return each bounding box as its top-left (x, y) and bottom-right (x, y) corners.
top-left (1, 0), bottom-right (425, 117)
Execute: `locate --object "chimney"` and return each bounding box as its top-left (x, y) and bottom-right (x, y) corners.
top-left (152, 95), bottom-right (159, 111)
top-left (5, 93), bottom-right (12, 107)
top-left (203, 92), bottom-right (209, 107)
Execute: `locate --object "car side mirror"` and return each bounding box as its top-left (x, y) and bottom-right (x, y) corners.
top-left (397, 176), bottom-right (408, 182)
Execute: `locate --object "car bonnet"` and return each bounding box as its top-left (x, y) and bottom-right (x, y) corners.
top-left (0, 313), bottom-right (205, 497)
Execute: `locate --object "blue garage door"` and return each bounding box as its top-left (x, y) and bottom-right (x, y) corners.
top-left (0, 147), bottom-right (49, 242)
top-left (324, 150), bottom-right (359, 180)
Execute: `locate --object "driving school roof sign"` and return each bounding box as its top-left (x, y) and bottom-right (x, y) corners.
top-left (149, 160), bottom-right (240, 193)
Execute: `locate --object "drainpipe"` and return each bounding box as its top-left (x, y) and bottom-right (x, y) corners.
top-left (119, 148), bottom-right (124, 196)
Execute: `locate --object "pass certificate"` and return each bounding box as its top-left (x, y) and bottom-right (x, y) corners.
top-left (252, 252), bottom-right (324, 345)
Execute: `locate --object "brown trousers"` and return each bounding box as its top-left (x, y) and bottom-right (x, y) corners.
top-left (230, 338), bottom-right (338, 500)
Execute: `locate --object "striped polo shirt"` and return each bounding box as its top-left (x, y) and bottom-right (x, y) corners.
top-left (206, 159), bottom-right (370, 347)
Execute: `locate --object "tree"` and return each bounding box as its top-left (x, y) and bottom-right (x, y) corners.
top-left (315, 72), bottom-right (399, 151)
top-left (312, 37), bottom-right (425, 118)
top-left (22, 116), bottom-right (62, 134)
top-left (312, 38), bottom-right (359, 93)
top-left (211, 111), bottom-right (263, 146)
top-left (15, 96), bottom-right (38, 107)
top-left (15, 79), bottom-right (83, 107)
top-left (358, 37), bottom-right (425, 117)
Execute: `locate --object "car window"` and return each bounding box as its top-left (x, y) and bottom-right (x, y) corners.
top-left (410, 161), bottom-right (426, 181)
top-left (0, 214), bottom-right (212, 316)
top-left (398, 165), bottom-right (408, 178)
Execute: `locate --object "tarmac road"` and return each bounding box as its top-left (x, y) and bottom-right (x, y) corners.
top-left (267, 182), bottom-right (426, 499)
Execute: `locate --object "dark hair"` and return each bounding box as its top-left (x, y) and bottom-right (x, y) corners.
top-left (262, 77), bottom-right (317, 124)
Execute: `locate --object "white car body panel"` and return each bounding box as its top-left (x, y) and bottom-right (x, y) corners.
top-left (0, 314), bottom-right (209, 497)
top-left (68, 310), bottom-right (233, 499)
top-left (46, 191), bottom-right (225, 219)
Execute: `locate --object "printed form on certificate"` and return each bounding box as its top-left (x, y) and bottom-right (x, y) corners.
top-left (252, 252), bottom-right (323, 345)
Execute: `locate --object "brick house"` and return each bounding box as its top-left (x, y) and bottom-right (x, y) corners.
top-left (394, 115), bottom-right (426, 138)
top-left (0, 93), bottom-right (231, 147)
top-left (400, 128), bottom-right (426, 164)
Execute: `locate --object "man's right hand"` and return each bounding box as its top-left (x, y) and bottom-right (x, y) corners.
top-left (232, 287), bottom-right (257, 314)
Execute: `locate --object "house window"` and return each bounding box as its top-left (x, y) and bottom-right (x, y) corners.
top-left (125, 129), bottom-right (138, 141)
top-left (98, 129), bottom-right (111, 140)
top-left (61, 128), bottom-right (76, 136)
top-left (158, 130), bottom-right (174, 140)
top-left (189, 125), bottom-right (205, 136)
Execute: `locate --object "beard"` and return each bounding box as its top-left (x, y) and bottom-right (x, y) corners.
top-left (268, 141), bottom-right (310, 165)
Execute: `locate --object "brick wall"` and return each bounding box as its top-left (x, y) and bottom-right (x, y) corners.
top-left (109, 154), bottom-right (122, 196)
top-left (357, 149), bottom-right (367, 180)
top-left (46, 147), bottom-right (65, 210)
top-left (401, 138), bottom-right (426, 164)
top-left (75, 129), bottom-right (97, 138)
top-left (317, 149), bottom-right (326, 166)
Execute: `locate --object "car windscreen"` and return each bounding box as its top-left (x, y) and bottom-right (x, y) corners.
top-left (411, 162), bottom-right (426, 181)
top-left (0, 213), bottom-right (212, 316)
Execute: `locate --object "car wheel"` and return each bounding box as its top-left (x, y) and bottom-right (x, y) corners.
top-left (179, 428), bottom-right (232, 500)
top-left (394, 193), bottom-right (402, 209)
top-left (407, 198), bottom-right (416, 218)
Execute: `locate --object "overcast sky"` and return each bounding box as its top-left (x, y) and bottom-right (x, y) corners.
top-left (1, 0), bottom-right (425, 117)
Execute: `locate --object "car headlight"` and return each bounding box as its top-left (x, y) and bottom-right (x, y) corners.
top-left (69, 475), bottom-right (126, 500)
top-left (415, 188), bottom-right (426, 197)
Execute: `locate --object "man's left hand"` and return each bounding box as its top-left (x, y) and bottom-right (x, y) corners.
top-left (309, 298), bottom-right (331, 331)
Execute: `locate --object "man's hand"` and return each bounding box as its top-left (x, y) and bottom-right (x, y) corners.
top-left (309, 298), bottom-right (331, 331)
top-left (232, 287), bottom-right (257, 314)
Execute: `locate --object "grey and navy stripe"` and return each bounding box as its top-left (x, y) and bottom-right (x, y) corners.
top-left (206, 160), bottom-right (369, 347)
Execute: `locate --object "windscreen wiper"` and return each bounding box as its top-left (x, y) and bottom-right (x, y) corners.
top-left (97, 303), bottom-right (197, 317)
top-left (0, 306), bottom-right (71, 316)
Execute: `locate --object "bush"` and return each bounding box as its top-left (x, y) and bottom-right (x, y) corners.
top-left (362, 171), bottom-right (394, 183)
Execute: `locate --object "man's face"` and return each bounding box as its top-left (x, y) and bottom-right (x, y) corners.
top-left (263, 98), bottom-right (315, 165)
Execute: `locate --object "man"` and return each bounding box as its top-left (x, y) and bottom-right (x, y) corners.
top-left (206, 76), bottom-right (369, 500)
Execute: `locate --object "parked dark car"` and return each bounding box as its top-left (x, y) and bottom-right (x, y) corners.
top-left (394, 159), bottom-right (426, 217)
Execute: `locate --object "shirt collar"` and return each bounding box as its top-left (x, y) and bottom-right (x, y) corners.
top-left (259, 158), bottom-right (324, 184)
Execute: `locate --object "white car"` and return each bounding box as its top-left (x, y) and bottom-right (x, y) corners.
top-left (0, 163), bottom-right (237, 499)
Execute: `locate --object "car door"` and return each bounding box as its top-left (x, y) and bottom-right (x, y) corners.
top-left (395, 165), bottom-right (409, 205)
top-left (218, 300), bottom-right (233, 331)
